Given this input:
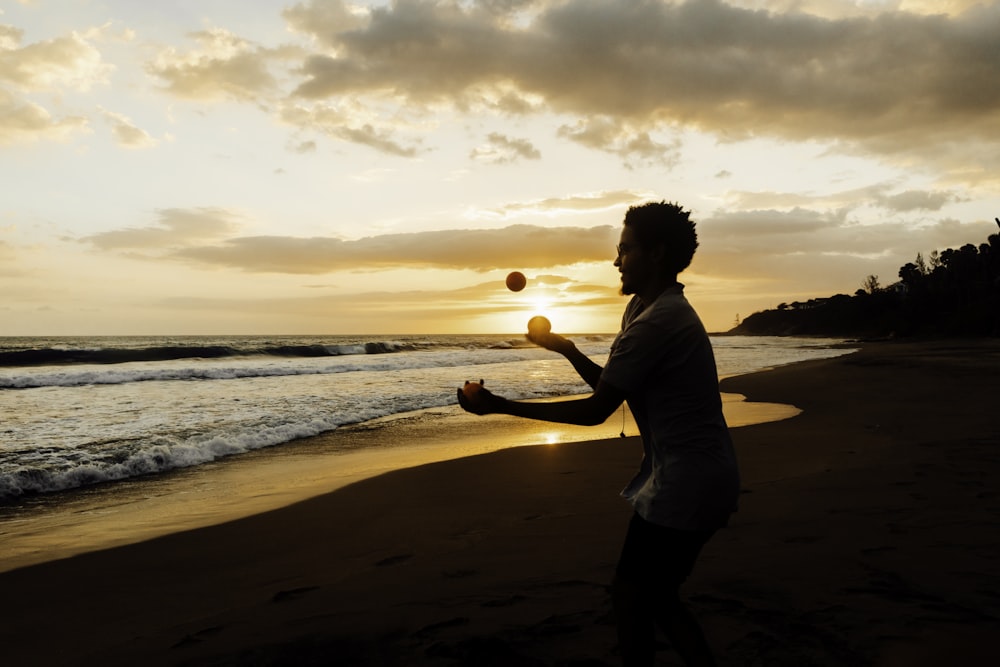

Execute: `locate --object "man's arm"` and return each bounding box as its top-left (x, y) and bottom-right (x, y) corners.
top-left (457, 379), bottom-right (625, 426)
top-left (527, 330), bottom-right (603, 389)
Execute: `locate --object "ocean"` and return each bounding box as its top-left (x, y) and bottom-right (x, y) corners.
top-left (0, 334), bottom-right (853, 504)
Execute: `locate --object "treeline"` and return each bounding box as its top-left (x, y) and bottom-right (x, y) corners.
top-left (729, 218), bottom-right (1000, 338)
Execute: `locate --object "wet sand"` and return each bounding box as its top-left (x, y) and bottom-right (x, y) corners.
top-left (1, 339), bottom-right (998, 666)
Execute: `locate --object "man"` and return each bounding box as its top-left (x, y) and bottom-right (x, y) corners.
top-left (457, 201), bottom-right (739, 667)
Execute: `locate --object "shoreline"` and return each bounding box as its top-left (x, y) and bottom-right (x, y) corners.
top-left (2, 338), bottom-right (998, 665)
top-left (0, 389), bottom-right (798, 573)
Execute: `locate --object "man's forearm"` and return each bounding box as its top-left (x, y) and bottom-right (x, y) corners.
top-left (495, 395), bottom-right (610, 426)
top-left (563, 345), bottom-right (603, 389)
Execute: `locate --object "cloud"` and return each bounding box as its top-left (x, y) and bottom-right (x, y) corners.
top-left (278, 100), bottom-right (420, 156)
top-left (0, 23), bottom-right (112, 91)
top-left (702, 206), bottom-right (984, 261)
top-left (0, 87), bottom-right (87, 144)
top-left (876, 189), bottom-right (961, 212)
top-left (106, 223), bottom-right (617, 274)
top-left (127, 1), bottom-right (1000, 173)
top-left (291, 0), bottom-right (509, 102)
top-left (146, 28), bottom-right (279, 102)
top-left (0, 25), bottom-right (20, 51)
top-left (728, 0), bottom-right (983, 19)
top-left (282, 0), bottom-right (370, 45)
top-left (725, 183), bottom-right (963, 214)
top-left (485, 190), bottom-right (651, 216)
top-left (78, 192), bottom-right (641, 275)
top-left (557, 117), bottom-right (681, 169)
top-left (277, 0), bottom-right (1000, 177)
top-left (896, 1), bottom-right (984, 16)
top-left (289, 138), bottom-right (316, 153)
top-left (82, 207), bottom-right (243, 251)
top-left (470, 132), bottom-right (541, 163)
top-left (693, 206), bottom-right (997, 291)
top-left (920, 216), bottom-right (999, 250)
top-left (702, 207), bottom-right (848, 252)
top-left (0, 21), bottom-right (109, 144)
top-left (98, 107), bottom-right (157, 149)
top-left (725, 186), bottom-right (884, 211)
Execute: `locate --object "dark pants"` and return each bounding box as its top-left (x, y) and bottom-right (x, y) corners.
top-left (613, 512), bottom-right (716, 667)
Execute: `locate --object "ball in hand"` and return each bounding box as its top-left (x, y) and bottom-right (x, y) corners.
top-left (505, 271), bottom-right (527, 292)
top-left (527, 315), bottom-right (551, 336)
top-left (462, 379), bottom-right (485, 399)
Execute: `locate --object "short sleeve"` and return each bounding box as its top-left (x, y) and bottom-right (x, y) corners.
top-left (600, 321), bottom-right (666, 394)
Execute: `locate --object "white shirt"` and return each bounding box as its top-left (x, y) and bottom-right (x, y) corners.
top-left (600, 285), bottom-right (740, 530)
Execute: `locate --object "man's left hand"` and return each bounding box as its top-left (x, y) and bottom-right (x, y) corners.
top-left (457, 380), bottom-right (499, 415)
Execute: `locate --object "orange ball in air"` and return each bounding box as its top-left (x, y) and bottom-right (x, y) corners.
top-left (505, 271), bottom-right (527, 292)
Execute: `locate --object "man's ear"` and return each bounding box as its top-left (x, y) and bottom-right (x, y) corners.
top-left (650, 242), bottom-right (667, 264)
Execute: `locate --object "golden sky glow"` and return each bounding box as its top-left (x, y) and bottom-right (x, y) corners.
top-left (2, 0), bottom-right (998, 335)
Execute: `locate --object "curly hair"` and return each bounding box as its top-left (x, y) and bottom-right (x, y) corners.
top-left (623, 201), bottom-right (699, 275)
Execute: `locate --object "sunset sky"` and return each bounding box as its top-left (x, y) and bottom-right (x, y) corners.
top-left (2, 0), bottom-right (998, 336)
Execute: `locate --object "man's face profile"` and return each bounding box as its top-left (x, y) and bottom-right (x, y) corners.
top-left (615, 227), bottom-right (655, 296)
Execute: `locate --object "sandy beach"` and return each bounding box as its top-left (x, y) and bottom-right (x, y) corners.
top-left (2, 339), bottom-right (999, 666)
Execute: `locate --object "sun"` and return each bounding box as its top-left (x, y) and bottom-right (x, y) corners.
top-left (496, 295), bottom-right (553, 334)
top-left (528, 297), bottom-right (552, 320)
top-left (491, 286), bottom-right (618, 334)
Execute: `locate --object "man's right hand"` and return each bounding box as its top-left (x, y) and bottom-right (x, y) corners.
top-left (526, 330), bottom-right (575, 356)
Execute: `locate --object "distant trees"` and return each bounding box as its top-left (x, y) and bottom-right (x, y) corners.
top-left (731, 218), bottom-right (1000, 337)
top-left (860, 274), bottom-right (881, 296)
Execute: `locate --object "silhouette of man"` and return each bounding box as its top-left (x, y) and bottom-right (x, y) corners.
top-left (458, 201), bottom-right (739, 666)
